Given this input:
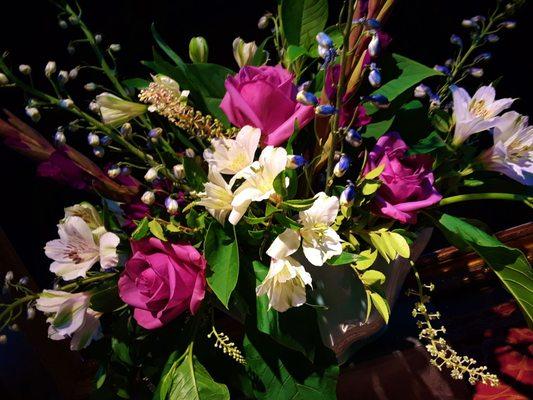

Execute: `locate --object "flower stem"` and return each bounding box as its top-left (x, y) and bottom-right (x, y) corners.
top-left (439, 192), bottom-right (529, 207)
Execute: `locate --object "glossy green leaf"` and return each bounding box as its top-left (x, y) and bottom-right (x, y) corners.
top-left (204, 223), bottom-right (239, 308)
top-left (361, 270), bottom-right (386, 286)
top-left (407, 131), bottom-right (447, 155)
top-left (183, 157), bottom-right (208, 192)
top-left (436, 213), bottom-right (533, 327)
top-left (370, 292), bottom-right (390, 324)
top-left (131, 217), bottom-right (150, 240)
top-left (148, 220), bottom-right (167, 241)
top-left (282, 0), bottom-right (328, 47)
top-left (327, 252), bottom-right (360, 266)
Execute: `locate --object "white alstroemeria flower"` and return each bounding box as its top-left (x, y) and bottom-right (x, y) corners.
top-left (203, 125), bottom-right (261, 178)
top-left (232, 146), bottom-right (288, 213)
top-left (256, 257), bottom-right (312, 312)
top-left (479, 111), bottom-right (533, 185)
top-left (45, 216), bottom-right (120, 280)
top-left (267, 192), bottom-right (342, 267)
top-left (198, 167), bottom-right (248, 225)
top-left (452, 84), bottom-right (515, 146)
top-left (36, 290), bottom-right (103, 350)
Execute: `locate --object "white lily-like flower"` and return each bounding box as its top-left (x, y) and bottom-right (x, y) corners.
top-left (267, 192), bottom-right (342, 267)
top-left (256, 257), bottom-right (312, 312)
top-left (479, 111), bottom-right (533, 185)
top-left (231, 146), bottom-right (288, 214)
top-left (35, 290), bottom-right (103, 350)
top-left (451, 84), bottom-right (515, 146)
top-left (203, 125), bottom-right (261, 179)
top-left (63, 202), bottom-right (103, 231)
top-left (198, 167), bottom-right (248, 225)
top-left (45, 216), bottom-right (120, 280)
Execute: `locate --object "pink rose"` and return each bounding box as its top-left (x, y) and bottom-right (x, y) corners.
top-left (220, 65), bottom-right (314, 146)
top-left (118, 238), bottom-right (206, 329)
top-left (363, 132), bottom-right (442, 224)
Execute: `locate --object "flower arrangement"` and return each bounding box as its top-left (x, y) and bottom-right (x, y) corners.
top-left (1, 0), bottom-right (532, 398)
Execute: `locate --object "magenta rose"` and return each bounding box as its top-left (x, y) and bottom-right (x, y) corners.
top-left (363, 132), bottom-right (442, 224)
top-left (220, 65), bottom-right (314, 146)
top-left (118, 238), bottom-right (206, 329)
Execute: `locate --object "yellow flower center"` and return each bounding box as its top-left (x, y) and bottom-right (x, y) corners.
top-left (468, 99), bottom-right (490, 119)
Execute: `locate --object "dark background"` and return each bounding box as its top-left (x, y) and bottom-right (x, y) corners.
top-left (0, 0), bottom-right (531, 286)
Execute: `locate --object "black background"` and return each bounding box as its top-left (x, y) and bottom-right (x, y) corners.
top-left (0, 0), bottom-right (532, 287)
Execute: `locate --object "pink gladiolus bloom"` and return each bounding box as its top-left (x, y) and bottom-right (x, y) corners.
top-left (221, 65), bottom-right (314, 146)
top-left (118, 238), bottom-right (207, 329)
top-left (363, 132), bottom-right (442, 224)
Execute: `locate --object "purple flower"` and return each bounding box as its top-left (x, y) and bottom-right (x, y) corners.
top-left (220, 65), bottom-right (314, 147)
top-left (363, 132), bottom-right (442, 224)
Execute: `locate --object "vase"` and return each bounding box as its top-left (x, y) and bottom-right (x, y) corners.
top-left (306, 228), bottom-right (433, 364)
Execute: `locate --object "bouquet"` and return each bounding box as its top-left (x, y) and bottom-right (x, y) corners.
top-left (1, 0), bottom-right (532, 398)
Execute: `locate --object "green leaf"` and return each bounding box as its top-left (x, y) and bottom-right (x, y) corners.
top-left (362, 181), bottom-right (381, 195)
top-left (204, 223), bottom-right (239, 308)
top-left (151, 24), bottom-right (185, 66)
top-left (436, 213), bottom-right (533, 327)
top-left (281, 197), bottom-right (316, 211)
top-left (364, 164), bottom-right (385, 180)
top-left (183, 157), bottom-right (208, 192)
top-left (407, 131), bottom-right (447, 155)
top-left (286, 45), bottom-right (308, 63)
top-left (361, 270), bottom-right (386, 286)
top-left (243, 329), bottom-right (338, 400)
top-left (252, 37), bottom-right (270, 66)
top-left (90, 281), bottom-right (122, 313)
top-left (362, 117), bottom-right (395, 139)
top-left (155, 348), bottom-right (230, 400)
top-left (112, 338), bottom-right (133, 366)
top-left (282, 0), bottom-right (328, 47)
top-left (122, 78), bottom-right (150, 89)
top-left (370, 292), bottom-right (390, 324)
top-left (148, 220), bottom-right (167, 241)
top-left (430, 108), bottom-right (453, 133)
top-left (131, 217), bottom-right (150, 240)
top-left (370, 53), bottom-right (442, 108)
top-left (273, 170), bottom-right (288, 198)
top-left (327, 252), bottom-right (360, 266)
top-left (353, 250), bottom-right (378, 271)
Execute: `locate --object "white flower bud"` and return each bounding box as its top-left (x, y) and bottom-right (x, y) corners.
top-left (109, 43), bottom-right (121, 52)
top-left (232, 37), bottom-right (258, 68)
top-left (68, 68), bottom-right (79, 80)
top-left (27, 307), bottom-right (36, 320)
top-left (44, 61), bottom-right (57, 78)
top-left (107, 165), bottom-right (121, 178)
top-left (469, 67), bottom-right (484, 78)
top-left (25, 107), bottom-right (41, 122)
top-left (120, 122), bottom-right (133, 138)
top-left (93, 146), bottom-right (105, 158)
top-left (84, 82), bottom-right (97, 91)
top-left (19, 64), bottom-right (31, 75)
top-left (368, 32), bottom-right (380, 58)
top-left (185, 148), bottom-right (195, 158)
top-left (54, 131), bottom-right (66, 146)
top-left (95, 34), bottom-right (103, 44)
top-left (89, 100), bottom-right (100, 113)
top-left (0, 335), bottom-right (7, 344)
top-left (414, 84), bottom-right (430, 98)
top-left (258, 14), bottom-right (271, 29)
top-left (189, 36), bottom-right (209, 64)
top-left (87, 132), bottom-right (100, 147)
top-left (18, 276), bottom-right (29, 286)
top-left (59, 98), bottom-right (75, 109)
top-left (4, 271), bottom-right (14, 283)
top-left (58, 70), bottom-right (69, 84)
top-left (461, 19), bottom-right (475, 28)
top-left (10, 323), bottom-right (19, 332)
top-left (165, 197), bottom-right (179, 215)
top-left (172, 164), bottom-right (185, 179)
top-left (141, 191), bottom-right (156, 205)
top-left (0, 73), bottom-right (8, 85)
top-left (58, 20), bottom-right (68, 29)
top-left (144, 167), bottom-right (158, 182)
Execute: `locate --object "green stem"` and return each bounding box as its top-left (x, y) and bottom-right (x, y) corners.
top-left (325, 0), bottom-right (356, 195)
top-left (439, 192), bottom-right (528, 206)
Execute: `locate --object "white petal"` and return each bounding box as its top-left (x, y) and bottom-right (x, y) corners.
top-left (473, 85), bottom-right (495, 104)
top-left (51, 293), bottom-right (90, 337)
top-left (69, 309), bottom-right (103, 350)
top-left (266, 228), bottom-right (301, 259)
top-left (99, 232), bottom-right (120, 269)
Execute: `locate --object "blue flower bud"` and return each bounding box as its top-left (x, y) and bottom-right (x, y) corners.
top-left (365, 19), bottom-right (381, 30)
top-left (471, 15), bottom-right (486, 24)
top-left (334, 154), bottom-right (351, 178)
top-left (121, 166), bottom-right (131, 176)
top-left (315, 104), bottom-right (337, 116)
top-left (450, 34), bottom-right (463, 47)
top-left (487, 34), bottom-right (499, 43)
top-left (340, 182), bottom-right (356, 206)
top-left (364, 94), bottom-right (390, 109)
top-left (286, 155), bottom-right (307, 169)
top-left (321, 47), bottom-right (337, 67)
top-left (298, 81), bottom-right (312, 92)
top-left (345, 128), bottom-right (362, 147)
top-left (434, 65), bottom-right (450, 75)
top-left (474, 52), bottom-right (491, 62)
top-left (87, 132), bottom-right (100, 147)
top-left (368, 32), bottom-right (381, 58)
top-left (429, 93), bottom-right (441, 108)
top-left (100, 136), bottom-right (112, 146)
top-left (368, 63), bottom-right (381, 88)
top-left (316, 32), bottom-right (334, 48)
top-left (296, 90), bottom-right (319, 106)
top-left (148, 127), bottom-right (163, 140)
top-left (414, 84), bottom-right (431, 98)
